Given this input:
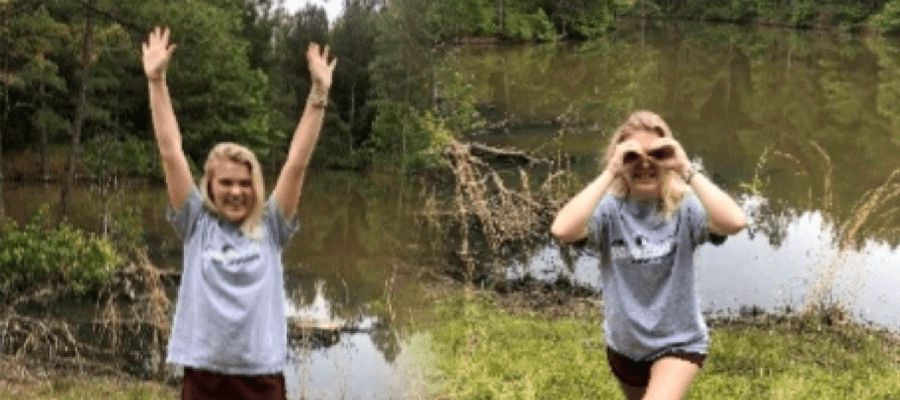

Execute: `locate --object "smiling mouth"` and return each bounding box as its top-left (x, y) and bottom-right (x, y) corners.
top-left (225, 197), bottom-right (245, 207)
top-left (631, 167), bottom-right (658, 181)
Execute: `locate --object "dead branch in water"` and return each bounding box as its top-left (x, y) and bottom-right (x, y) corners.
top-left (425, 139), bottom-right (577, 285)
top-left (465, 142), bottom-right (546, 165)
top-left (0, 250), bottom-right (173, 381)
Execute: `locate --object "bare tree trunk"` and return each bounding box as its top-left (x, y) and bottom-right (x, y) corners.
top-left (1, 74), bottom-right (6, 234)
top-left (60, 0), bottom-right (95, 219)
top-left (1, 123), bottom-right (4, 233)
top-left (40, 82), bottom-right (48, 182)
top-left (496, 0), bottom-right (504, 32)
top-left (349, 80), bottom-right (356, 152)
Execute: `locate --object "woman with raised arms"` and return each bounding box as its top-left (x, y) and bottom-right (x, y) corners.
top-left (143, 26), bottom-right (336, 399)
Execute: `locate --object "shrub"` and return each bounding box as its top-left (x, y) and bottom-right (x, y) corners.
top-left (368, 102), bottom-right (453, 173)
top-left (503, 9), bottom-right (556, 42)
top-left (870, 0), bottom-right (900, 34)
top-left (0, 207), bottom-right (124, 294)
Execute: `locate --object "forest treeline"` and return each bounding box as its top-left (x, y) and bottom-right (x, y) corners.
top-left (4, 0), bottom-right (900, 177)
top-left (3, 0), bottom-right (900, 216)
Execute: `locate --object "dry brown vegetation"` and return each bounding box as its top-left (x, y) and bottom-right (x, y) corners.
top-left (746, 140), bottom-right (900, 315)
top-left (0, 250), bottom-right (173, 383)
top-left (423, 139), bottom-right (577, 285)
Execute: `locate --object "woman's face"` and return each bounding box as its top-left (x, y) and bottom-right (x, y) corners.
top-left (209, 158), bottom-right (256, 223)
top-left (623, 129), bottom-right (666, 200)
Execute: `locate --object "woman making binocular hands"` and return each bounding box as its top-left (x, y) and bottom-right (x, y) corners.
top-left (551, 111), bottom-right (746, 400)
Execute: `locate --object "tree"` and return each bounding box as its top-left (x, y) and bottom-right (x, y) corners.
top-left (545, 0), bottom-right (615, 39)
top-left (112, 0), bottom-right (277, 164)
top-left (59, 0), bottom-right (95, 218)
top-left (329, 0), bottom-right (378, 157)
top-left (2, 0), bottom-right (79, 225)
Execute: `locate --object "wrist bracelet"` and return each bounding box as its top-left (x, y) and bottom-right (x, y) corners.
top-left (683, 159), bottom-right (704, 185)
top-left (684, 168), bottom-right (697, 185)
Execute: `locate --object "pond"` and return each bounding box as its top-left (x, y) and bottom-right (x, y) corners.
top-left (4, 171), bottom-right (438, 400)
top-left (6, 20), bottom-right (900, 399)
top-left (444, 21), bottom-right (900, 331)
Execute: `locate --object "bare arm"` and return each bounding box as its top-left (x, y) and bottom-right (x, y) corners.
top-left (273, 43), bottom-right (337, 220)
top-left (654, 138), bottom-right (746, 235)
top-left (143, 27), bottom-right (192, 210)
top-left (550, 169), bottom-right (617, 242)
top-left (551, 141), bottom-right (639, 242)
top-left (685, 172), bottom-right (747, 235)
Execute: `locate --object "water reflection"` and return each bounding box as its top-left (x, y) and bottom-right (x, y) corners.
top-left (446, 21), bottom-right (900, 330)
top-left (285, 331), bottom-right (438, 400)
top-left (508, 207), bottom-right (900, 330)
top-left (3, 169), bottom-right (433, 397)
top-left (283, 280), bottom-right (399, 399)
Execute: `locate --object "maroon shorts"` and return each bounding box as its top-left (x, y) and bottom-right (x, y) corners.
top-left (181, 367), bottom-right (286, 400)
top-left (606, 347), bottom-right (706, 388)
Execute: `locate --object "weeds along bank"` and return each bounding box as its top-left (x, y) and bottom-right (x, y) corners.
top-left (414, 136), bottom-right (900, 398)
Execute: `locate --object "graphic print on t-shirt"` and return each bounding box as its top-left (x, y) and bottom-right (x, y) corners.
top-left (610, 234), bottom-right (677, 283)
top-left (609, 236), bottom-right (675, 265)
top-left (202, 242), bottom-right (263, 286)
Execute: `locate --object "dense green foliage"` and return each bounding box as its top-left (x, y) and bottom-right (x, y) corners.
top-left (1, 0), bottom-right (277, 171)
top-left (0, 0), bottom-right (623, 180)
top-left (620, 0), bottom-right (889, 29)
top-left (871, 0), bottom-right (900, 33)
top-left (0, 207), bottom-right (124, 294)
top-left (425, 291), bottom-right (900, 399)
top-left (6, 0), bottom-right (900, 181)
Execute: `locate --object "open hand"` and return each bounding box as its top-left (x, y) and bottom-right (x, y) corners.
top-left (307, 43), bottom-right (337, 91)
top-left (142, 26), bottom-right (176, 81)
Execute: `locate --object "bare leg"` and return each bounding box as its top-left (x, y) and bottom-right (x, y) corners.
top-left (642, 356), bottom-right (701, 400)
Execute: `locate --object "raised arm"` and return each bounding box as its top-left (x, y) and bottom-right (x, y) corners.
top-left (143, 26), bottom-right (193, 210)
top-left (683, 170), bottom-right (746, 235)
top-left (655, 138), bottom-right (747, 235)
top-left (551, 141), bottom-right (639, 242)
top-left (273, 43), bottom-right (337, 220)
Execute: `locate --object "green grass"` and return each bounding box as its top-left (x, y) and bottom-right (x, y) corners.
top-left (423, 290), bottom-right (900, 400)
top-left (5, 287), bottom-right (899, 400)
top-left (0, 377), bottom-right (177, 400)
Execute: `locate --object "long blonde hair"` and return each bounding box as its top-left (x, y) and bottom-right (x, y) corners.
top-left (603, 110), bottom-right (688, 218)
top-left (199, 143), bottom-right (265, 240)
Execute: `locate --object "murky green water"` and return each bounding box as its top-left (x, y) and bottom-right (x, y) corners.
top-left (444, 21), bottom-right (900, 330)
top-left (6, 21), bottom-right (900, 399)
top-left (4, 171), bottom-right (436, 399)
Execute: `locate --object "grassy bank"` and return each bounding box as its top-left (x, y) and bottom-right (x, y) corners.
top-left (423, 288), bottom-right (900, 400)
top-left (0, 375), bottom-right (176, 400)
top-left (3, 284), bottom-right (900, 399)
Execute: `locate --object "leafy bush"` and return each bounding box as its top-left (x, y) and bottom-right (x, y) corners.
top-left (368, 102), bottom-right (453, 173)
top-left (503, 9), bottom-right (556, 42)
top-left (83, 134), bottom-right (157, 180)
top-left (0, 207), bottom-right (124, 294)
top-left (555, 0), bottom-right (615, 39)
top-left (870, 0), bottom-right (900, 34)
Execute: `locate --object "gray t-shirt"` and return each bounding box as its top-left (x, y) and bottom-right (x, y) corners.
top-left (166, 188), bottom-right (298, 375)
top-left (588, 194), bottom-right (712, 361)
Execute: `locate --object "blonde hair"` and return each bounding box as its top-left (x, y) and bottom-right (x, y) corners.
top-left (199, 143), bottom-right (265, 240)
top-left (603, 110), bottom-right (688, 219)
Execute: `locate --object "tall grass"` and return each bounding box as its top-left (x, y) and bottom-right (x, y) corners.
top-left (741, 140), bottom-right (900, 316)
